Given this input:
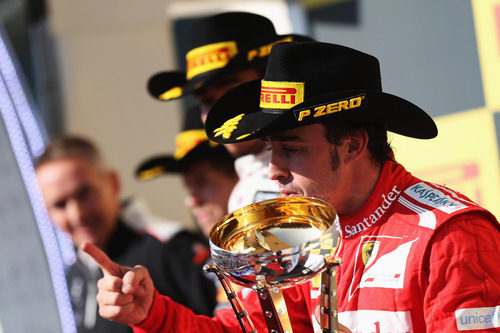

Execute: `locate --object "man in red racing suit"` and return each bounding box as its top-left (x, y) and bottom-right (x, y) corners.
top-left (128, 160), bottom-right (500, 333)
top-left (84, 42), bottom-right (500, 332)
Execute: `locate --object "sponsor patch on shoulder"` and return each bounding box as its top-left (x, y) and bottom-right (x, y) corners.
top-left (455, 306), bottom-right (500, 331)
top-left (404, 182), bottom-right (467, 214)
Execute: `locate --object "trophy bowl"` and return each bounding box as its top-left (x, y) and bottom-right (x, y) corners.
top-left (209, 196), bottom-right (340, 289)
top-left (207, 196), bottom-right (341, 333)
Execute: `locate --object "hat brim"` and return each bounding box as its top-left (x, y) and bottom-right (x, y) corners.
top-left (206, 79), bottom-right (438, 143)
top-left (136, 155), bottom-right (180, 180)
top-left (136, 141), bottom-right (224, 180)
top-left (147, 34), bottom-right (313, 102)
top-left (147, 71), bottom-right (188, 100)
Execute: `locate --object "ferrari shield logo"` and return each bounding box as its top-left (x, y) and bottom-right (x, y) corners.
top-left (362, 241), bottom-right (379, 267)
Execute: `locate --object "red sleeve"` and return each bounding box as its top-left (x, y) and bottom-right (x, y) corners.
top-left (423, 212), bottom-right (500, 332)
top-left (132, 290), bottom-right (231, 333)
top-left (133, 284), bottom-right (313, 332)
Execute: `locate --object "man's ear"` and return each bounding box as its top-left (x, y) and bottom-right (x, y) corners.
top-left (108, 170), bottom-right (121, 196)
top-left (344, 129), bottom-right (369, 164)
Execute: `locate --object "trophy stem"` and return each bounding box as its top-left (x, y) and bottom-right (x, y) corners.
top-left (204, 263), bottom-right (257, 333)
top-left (320, 261), bottom-right (341, 333)
top-left (255, 284), bottom-right (293, 333)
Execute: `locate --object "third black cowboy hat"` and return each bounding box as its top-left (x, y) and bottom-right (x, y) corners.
top-left (147, 12), bottom-right (312, 101)
top-left (205, 41), bottom-right (438, 143)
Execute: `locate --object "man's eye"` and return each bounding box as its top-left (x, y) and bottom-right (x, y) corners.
top-left (198, 96), bottom-right (215, 108)
top-left (283, 146), bottom-right (299, 153)
top-left (54, 200), bottom-right (66, 209)
top-left (76, 186), bottom-right (92, 201)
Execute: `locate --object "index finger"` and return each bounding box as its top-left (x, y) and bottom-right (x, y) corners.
top-left (81, 242), bottom-right (124, 277)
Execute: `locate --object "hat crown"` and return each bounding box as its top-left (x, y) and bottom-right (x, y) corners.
top-left (265, 42), bottom-right (382, 99)
top-left (189, 12), bottom-right (276, 50)
top-left (206, 41), bottom-right (437, 143)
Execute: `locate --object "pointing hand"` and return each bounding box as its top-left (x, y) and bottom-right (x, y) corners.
top-left (81, 242), bottom-right (155, 325)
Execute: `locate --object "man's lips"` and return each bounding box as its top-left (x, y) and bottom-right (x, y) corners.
top-left (195, 210), bottom-right (216, 223)
top-left (280, 190), bottom-right (298, 197)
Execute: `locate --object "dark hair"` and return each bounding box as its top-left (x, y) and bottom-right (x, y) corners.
top-left (35, 135), bottom-right (103, 169)
top-left (182, 145), bottom-right (237, 179)
top-left (323, 119), bottom-right (392, 166)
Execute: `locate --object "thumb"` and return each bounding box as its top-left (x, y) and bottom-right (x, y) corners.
top-left (81, 242), bottom-right (126, 277)
top-left (122, 265), bottom-right (151, 296)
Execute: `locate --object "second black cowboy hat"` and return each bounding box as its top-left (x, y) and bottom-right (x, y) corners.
top-left (136, 107), bottom-right (233, 180)
top-left (147, 12), bottom-right (313, 101)
top-left (205, 41), bottom-right (438, 143)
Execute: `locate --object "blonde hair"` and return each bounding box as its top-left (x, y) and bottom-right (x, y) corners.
top-left (35, 135), bottom-right (103, 169)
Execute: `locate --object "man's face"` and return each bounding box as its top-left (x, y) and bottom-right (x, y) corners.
top-left (196, 68), bottom-right (265, 158)
top-left (182, 160), bottom-right (237, 237)
top-left (265, 123), bottom-right (350, 214)
top-left (36, 157), bottom-right (120, 248)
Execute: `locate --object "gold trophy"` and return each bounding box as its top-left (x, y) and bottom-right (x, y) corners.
top-left (205, 196), bottom-right (341, 333)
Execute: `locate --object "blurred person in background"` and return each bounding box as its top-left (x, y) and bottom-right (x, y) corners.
top-left (147, 11), bottom-right (313, 211)
top-left (136, 106), bottom-right (238, 310)
top-left (35, 135), bottom-right (217, 333)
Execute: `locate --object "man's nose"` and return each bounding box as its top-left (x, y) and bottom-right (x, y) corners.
top-left (184, 192), bottom-right (203, 208)
top-left (268, 156), bottom-right (290, 182)
top-left (66, 199), bottom-right (84, 224)
top-left (200, 105), bottom-right (210, 124)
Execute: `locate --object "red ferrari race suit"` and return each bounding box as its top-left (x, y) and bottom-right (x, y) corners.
top-left (133, 160), bottom-right (500, 333)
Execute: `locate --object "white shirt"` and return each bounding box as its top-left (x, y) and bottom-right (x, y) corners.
top-left (227, 149), bottom-right (280, 213)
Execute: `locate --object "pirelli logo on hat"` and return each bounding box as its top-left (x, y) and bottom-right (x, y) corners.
top-left (260, 80), bottom-right (304, 110)
top-left (174, 129), bottom-right (208, 160)
top-left (186, 41), bottom-right (238, 80)
top-left (294, 94), bottom-right (367, 122)
top-left (247, 36), bottom-right (293, 62)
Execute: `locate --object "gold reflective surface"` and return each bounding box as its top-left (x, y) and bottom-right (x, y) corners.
top-left (209, 196), bottom-right (340, 289)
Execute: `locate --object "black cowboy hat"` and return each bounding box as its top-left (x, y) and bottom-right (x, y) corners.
top-left (205, 41), bottom-right (438, 143)
top-left (136, 107), bottom-right (233, 180)
top-left (147, 11), bottom-right (313, 101)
